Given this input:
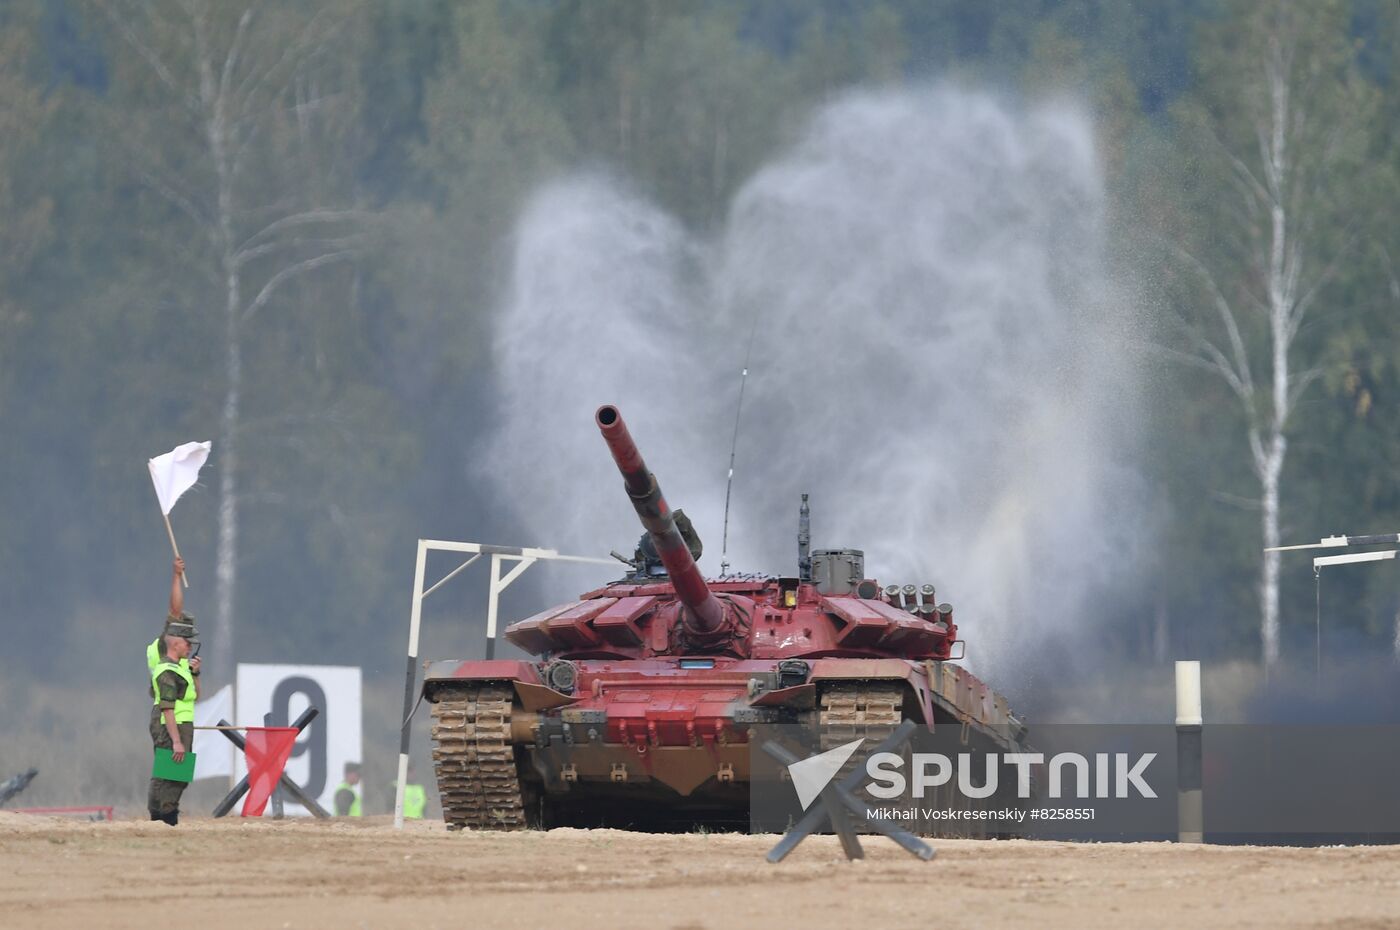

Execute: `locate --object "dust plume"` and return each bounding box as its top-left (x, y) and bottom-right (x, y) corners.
top-left (484, 85), bottom-right (1145, 686)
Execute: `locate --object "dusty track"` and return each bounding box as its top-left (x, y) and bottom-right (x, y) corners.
top-left (2, 813), bottom-right (1398, 929)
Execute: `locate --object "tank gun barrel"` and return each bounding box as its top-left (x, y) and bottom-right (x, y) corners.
top-left (596, 405), bottom-right (725, 633)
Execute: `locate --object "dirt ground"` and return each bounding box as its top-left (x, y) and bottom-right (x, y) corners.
top-left (2, 813), bottom-right (1398, 930)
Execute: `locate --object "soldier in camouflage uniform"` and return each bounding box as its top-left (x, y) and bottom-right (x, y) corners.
top-left (148, 558), bottom-right (201, 824)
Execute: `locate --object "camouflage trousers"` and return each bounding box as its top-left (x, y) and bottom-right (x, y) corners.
top-left (148, 710), bottom-right (193, 815)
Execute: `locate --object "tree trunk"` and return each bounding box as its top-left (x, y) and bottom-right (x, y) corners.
top-left (1259, 447), bottom-right (1283, 673)
top-left (1257, 23), bottom-right (1293, 679)
top-left (1259, 200), bottom-right (1288, 676)
top-left (215, 262), bottom-right (240, 682)
top-left (199, 7), bottom-right (239, 682)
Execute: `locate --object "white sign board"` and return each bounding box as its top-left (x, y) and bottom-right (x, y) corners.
top-left (235, 664), bottom-right (362, 816)
top-left (190, 684), bottom-right (235, 780)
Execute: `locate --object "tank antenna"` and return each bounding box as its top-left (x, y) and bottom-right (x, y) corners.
top-left (719, 307), bottom-right (765, 576)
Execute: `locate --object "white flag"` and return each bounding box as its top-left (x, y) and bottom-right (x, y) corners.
top-left (191, 684), bottom-right (235, 780)
top-left (148, 441), bottom-right (211, 515)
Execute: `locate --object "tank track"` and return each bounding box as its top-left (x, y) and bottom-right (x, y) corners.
top-left (817, 682), bottom-right (903, 749)
top-left (815, 683), bottom-right (903, 797)
top-left (430, 684), bottom-right (526, 830)
top-left (816, 682), bottom-right (1019, 837)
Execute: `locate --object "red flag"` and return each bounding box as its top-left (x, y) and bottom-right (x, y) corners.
top-left (240, 727), bottom-right (299, 817)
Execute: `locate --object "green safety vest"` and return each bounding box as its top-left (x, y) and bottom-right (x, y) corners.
top-left (402, 783), bottom-right (426, 819)
top-left (336, 782), bottom-right (362, 816)
top-left (147, 637), bottom-right (193, 671)
top-left (146, 638), bottom-right (189, 692)
top-left (151, 660), bottom-right (197, 724)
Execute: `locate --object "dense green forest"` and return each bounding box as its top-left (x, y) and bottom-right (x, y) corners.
top-left (1, 0), bottom-right (1398, 794)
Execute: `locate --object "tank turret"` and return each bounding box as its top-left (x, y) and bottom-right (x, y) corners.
top-left (596, 404), bottom-right (727, 634)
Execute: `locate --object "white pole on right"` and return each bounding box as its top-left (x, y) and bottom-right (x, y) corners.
top-left (1174, 660), bottom-right (1203, 843)
top-left (394, 540), bottom-right (428, 830)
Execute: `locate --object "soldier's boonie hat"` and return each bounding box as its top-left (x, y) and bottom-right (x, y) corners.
top-left (165, 619), bottom-right (198, 641)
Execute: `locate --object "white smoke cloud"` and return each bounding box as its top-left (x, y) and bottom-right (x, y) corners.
top-left (483, 85), bottom-right (1145, 681)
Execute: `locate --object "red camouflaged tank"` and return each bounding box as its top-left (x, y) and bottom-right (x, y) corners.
top-left (422, 405), bottom-right (1026, 829)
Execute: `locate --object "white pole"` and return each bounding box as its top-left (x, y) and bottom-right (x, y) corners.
top-left (1312, 550), bottom-right (1399, 568)
top-left (484, 555), bottom-right (535, 658)
top-left (1175, 660), bottom-right (1203, 843)
top-left (1174, 660), bottom-right (1202, 727)
top-left (422, 553), bottom-right (481, 599)
top-left (394, 540), bottom-right (428, 830)
top-left (485, 554), bottom-right (502, 660)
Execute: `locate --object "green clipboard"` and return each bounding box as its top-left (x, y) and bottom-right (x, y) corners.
top-left (152, 747), bottom-right (197, 783)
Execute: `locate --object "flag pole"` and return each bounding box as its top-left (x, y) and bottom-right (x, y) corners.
top-left (162, 512), bottom-right (190, 588)
top-left (149, 461), bottom-right (190, 588)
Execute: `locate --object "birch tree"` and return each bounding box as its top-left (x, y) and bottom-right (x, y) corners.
top-left (98, 0), bottom-right (368, 676)
top-left (1161, 1), bottom-right (1369, 673)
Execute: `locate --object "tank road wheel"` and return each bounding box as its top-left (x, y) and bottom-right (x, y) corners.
top-left (430, 684), bottom-right (527, 830)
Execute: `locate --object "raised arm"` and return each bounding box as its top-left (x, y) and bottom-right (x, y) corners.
top-left (168, 558), bottom-right (185, 619)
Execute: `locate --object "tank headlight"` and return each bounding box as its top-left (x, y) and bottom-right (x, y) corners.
top-left (544, 659), bottom-right (578, 693)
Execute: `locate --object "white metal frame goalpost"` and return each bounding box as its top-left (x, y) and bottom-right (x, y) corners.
top-left (392, 539), bottom-right (615, 829)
